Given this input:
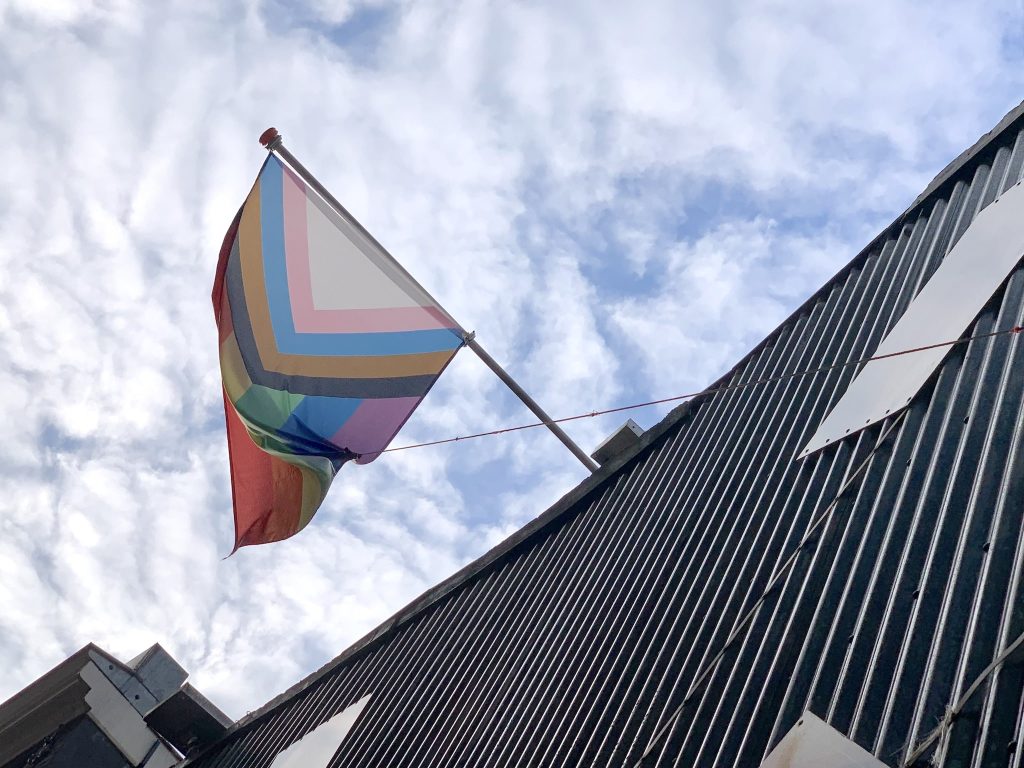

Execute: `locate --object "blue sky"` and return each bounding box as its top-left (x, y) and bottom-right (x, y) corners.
top-left (0, 0), bottom-right (1022, 718)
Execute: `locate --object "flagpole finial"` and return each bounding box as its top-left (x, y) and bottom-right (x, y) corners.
top-left (259, 127), bottom-right (282, 150)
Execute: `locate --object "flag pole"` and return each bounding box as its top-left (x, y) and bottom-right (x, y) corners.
top-left (460, 334), bottom-right (600, 472)
top-left (258, 128), bottom-right (600, 473)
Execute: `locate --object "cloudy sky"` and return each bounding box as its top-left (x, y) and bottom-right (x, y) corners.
top-left (1, 0), bottom-right (1022, 720)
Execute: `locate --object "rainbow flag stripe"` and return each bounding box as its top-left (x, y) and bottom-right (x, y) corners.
top-left (213, 156), bottom-right (464, 550)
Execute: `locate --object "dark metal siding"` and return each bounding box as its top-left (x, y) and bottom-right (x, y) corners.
top-left (186, 115), bottom-right (1024, 768)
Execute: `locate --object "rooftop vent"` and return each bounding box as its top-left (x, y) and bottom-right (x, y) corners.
top-left (591, 419), bottom-right (645, 465)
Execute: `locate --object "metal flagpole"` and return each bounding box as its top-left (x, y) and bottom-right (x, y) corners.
top-left (460, 334), bottom-right (600, 472)
top-left (258, 128), bottom-right (600, 473)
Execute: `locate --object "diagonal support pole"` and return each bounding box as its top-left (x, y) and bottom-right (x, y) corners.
top-left (258, 127), bottom-right (599, 473)
top-left (463, 335), bottom-right (599, 472)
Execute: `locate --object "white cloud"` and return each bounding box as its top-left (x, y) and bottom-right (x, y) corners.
top-left (610, 218), bottom-right (855, 396)
top-left (0, 0), bottom-right (1021, 721)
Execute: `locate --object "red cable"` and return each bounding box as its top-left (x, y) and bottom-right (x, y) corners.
top-left (383, 324), bottom-right (1024, 455)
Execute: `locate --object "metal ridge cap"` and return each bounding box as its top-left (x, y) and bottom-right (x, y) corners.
top-left (182, 401), bottom-right (696, 758)
top-left (908, 97), bottom-right (1024, 212)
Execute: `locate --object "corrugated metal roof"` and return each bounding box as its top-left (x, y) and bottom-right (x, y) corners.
top-left (185, 99), bottom-right (1024, 768)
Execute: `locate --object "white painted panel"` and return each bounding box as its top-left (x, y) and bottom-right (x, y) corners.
top-left (305, 193), bottom-right (424, 311)
top-left (761, 711), bottom-right (887, 768)
top-left (799, 179), bottom-right (1024, 459)
top-left (81, 661), bottom-right (158, 765)
top-left (270, 694), bottom-right (371, 768)
top-left (143, 746), bottom-right (180, 768)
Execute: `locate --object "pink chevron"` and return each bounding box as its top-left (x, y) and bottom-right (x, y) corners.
top-left (281, 166), bottom-right (454, 334)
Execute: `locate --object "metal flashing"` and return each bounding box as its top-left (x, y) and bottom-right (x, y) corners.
top-left (81, 661), bottom-right (176, 767)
